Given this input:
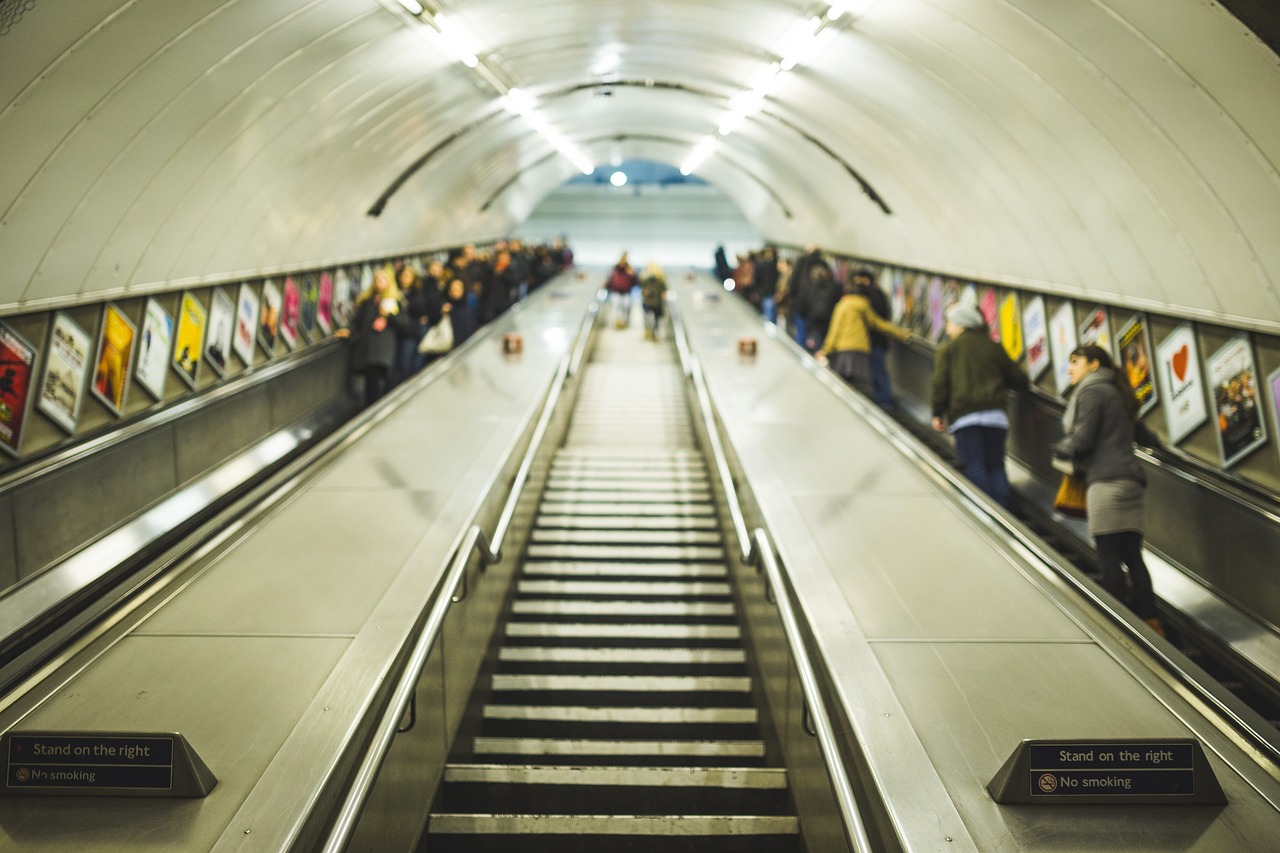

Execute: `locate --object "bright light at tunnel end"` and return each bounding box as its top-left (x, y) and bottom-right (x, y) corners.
top-left (610, 171), bottom-right (627, 187)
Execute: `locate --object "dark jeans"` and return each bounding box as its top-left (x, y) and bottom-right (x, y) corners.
top-left (952, 426), bottom-right (1011, 508)
top-left (361, 365), bottom-right (390, 407)
top-left (1095, 531), bottom-right (1156, 619)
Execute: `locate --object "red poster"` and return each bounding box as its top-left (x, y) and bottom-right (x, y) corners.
top-left (0, 323), bottom-right (37, 457)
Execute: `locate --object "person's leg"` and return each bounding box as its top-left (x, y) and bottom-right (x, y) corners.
top-left (1119, 531), bottom-right (1157, 619)
top-left (869, 344), bottom-right (894, 410)
top-left (793, 315), bottom-right (807, 347)
top-left (362, 366), bottom-right (388, 407)
top-left (1093, 533), bottom-right (1130, 605)
top-left (982, 426), bottom-right (1012, 508)
top-left (952, 427), bottom-right (993, 498)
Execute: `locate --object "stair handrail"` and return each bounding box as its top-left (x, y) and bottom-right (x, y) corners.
top-left (319, 297), bottom-right (598, 853)
top-left (753, 528), bottom-right (875, 853)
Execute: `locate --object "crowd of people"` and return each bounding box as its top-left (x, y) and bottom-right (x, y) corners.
top-left (337, 239), bottom-right (573, 406)
top-left (720, 243), bottom-right (1164, 636)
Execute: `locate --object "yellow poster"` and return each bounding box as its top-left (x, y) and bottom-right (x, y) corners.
top-left (92, 305), bottom-right (136, 415)
top-left (999, 293), bottom-right (1023, 361)
top-left (172, 293), bottom-right (206, 387)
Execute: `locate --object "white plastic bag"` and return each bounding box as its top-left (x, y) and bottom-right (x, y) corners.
top-left (417, 315), bottom-right (454, 354)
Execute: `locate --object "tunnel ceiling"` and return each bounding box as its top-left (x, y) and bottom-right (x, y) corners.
top-left (2, 0), bottom-right (1280, 332)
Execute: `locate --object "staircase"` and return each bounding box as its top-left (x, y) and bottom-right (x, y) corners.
top-left (425, 321), bottom-right (802, 851)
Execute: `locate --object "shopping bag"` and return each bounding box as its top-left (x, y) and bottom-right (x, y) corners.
top-left (1053, 474), bottom-right (1088, 518)
top-left (418, 315), bottom-right (454, 354)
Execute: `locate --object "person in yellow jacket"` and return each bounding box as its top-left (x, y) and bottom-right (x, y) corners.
top-left (817, 275), bottom-right (915, 395)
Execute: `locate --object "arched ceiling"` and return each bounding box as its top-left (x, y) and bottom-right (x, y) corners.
top-left (2, 0), bottom-right (1280, 332)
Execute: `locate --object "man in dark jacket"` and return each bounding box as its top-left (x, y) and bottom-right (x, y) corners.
top-left (930, 298), bottom-right (1029, 507)
top-left (852, 268), bottom-right (894, 410)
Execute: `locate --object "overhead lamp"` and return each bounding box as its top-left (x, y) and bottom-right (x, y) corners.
top-left (396, 0), bottom-right (425, 15)
top-left (680, 137), bottom-right (719, 175)
top-left (434, 13), bottom-right (479, 67)
top-left (503, 87), bottom-right (535, 117)
top-left (610, 171), bottom-right (628, 187)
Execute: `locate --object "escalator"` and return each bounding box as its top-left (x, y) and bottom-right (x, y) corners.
top-left (425, 325), bottom-right (803, 851)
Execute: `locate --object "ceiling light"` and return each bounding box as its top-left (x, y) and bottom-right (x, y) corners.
top-left (433, 14), bottom-right (479, 67)
top-left (610, 171), bottom-right (627, 187)
top-left (396, 0), bottom-right (425, 15)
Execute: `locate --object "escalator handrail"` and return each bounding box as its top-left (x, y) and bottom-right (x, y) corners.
top-left (671, 299), bottom-right (874, 853)
top-left (753, 528), bottom-right (875, 853)
top-left (319, 297), bottom-right (598, 853)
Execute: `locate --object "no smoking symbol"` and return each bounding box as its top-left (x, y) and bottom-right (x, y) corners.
top-left (1038, 773), bottom-right (1058, 793)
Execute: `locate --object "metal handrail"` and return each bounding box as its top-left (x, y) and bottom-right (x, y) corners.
top-left (753, 528), bottom-right (874, 853)
top-left (319, 296), bottom-right (598, 853)
top-left (672, 298), bottom-right (873, 853)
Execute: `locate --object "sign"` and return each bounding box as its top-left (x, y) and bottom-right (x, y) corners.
top-left (1156, 324), bottom-right (1207, 445)
top-left (1048, 301), bottom-right (1077, 396)
top-left (134, 299), bottom-right (173, 402)
top-left (37, 313), bottom-right (92, 433)
top-left (204, 288), bottom-right (235, 377)
top-left (1117, 315), bottom-right (1157, 416)
top-left (259, 279), bottom-right (282, 357)
top-left (91, 304), bottom-right (137, 417)
top-left (1021, 295), bottom-right (1049, 381)
top-left (1078, 305), bottom-right (1111, 352)
top-left (979, 287), bottom-right (998, 342)
top-left (234, 283), bottom-right (259, 367)
top-left (927, 277), bottom-right (945, 342)
top-left (172, 292), bottom-right (206, 388)
top-left (999, 292), bottom-right (1023, 361)
top-left (1206, 334), bottom-right (1267, 468)
top-left (0, 323), bottom-right (37, 457)
top-left (989, 738), bottom-right (1225, 805)
top-left (1, 731), bottom-right (216, 798)
top-left (280, 276), bottom-right (301, 350)
top-left (316, 271), bottom-right (334, 335)
top-left (1270, 368), bottom-right (1280, 469)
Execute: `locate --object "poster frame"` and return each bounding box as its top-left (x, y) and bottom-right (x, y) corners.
top-left (279, 277), bottom-right (300, 350)
top-left (1048, 300), bottom-right (1077, 396)
top-left (1022, 295), bottom-right (1050, 381)
top-left (0, 322), bottom-right (37, 458)
top-left (135, 298), bottom-right (173, 402)
top-left (316, 271), bottom-right (334, 335)
top-left (172, 291), bottom-right (206, 389)
top-left (999, 291), bottom-right (1023, 361)
top-left (1155, 323), bottom-right (1208, 446)
top-left (90, 303), bottom-right (137, 418)
top-left (258, 279), bottom-right (281, 358)
top-left (1205, 334), bottom-right (1267, 469)
top-left (233, 283), bottom-right (259, 367)
top-left (1269, 367), bottom-right (1280, 471)
top-left (1078, 305), bottom-right (1112, 352)
top-left (203, 288), bottom-right (235, 378)
top-left (1116, 314), bottom-right (1158, 417)
top-left (37, 311), bottom-right (92, 434)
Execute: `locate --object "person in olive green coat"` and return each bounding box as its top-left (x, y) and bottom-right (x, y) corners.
top-left (930, 298), bottom-right (1029, 507)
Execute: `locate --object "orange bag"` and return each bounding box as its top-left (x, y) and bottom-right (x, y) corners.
top-left (1053, 474), bottom-right (1088, 519)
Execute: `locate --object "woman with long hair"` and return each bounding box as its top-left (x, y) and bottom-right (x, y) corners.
top-left (1053, 344), bottom-right (1164, 635)
top-left (336, 266), bottom-right (412, 406)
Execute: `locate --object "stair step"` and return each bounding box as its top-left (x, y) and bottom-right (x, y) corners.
top-left (525, 545), bottom-right (725, 562)
top-left (498, 648), bottom-right (745, 664)
top-left (530, 531), bottom-right (724, 548)
top-left (511, 600), bottom-right (735, 618)
top-left (517, 580), bottom-right (731, 598)
top-left (472, 738), bottom-right (766, 759)
top-left (522, 562), bottom-right (726, 578)
top-left (483, 705), bottom-right (757, 723)
top-left (490, 674), bottom-right (751, 693)
top-left (540, 490), bottom-right (713, 504)
top-left (539, 502), bottom-right (716, 516)
top-left (536, 515), bottom-right (720, 530)
top-left (428, 813), bottom-right (798, 836)
top-left (506, 622), bottom-right (741, 640)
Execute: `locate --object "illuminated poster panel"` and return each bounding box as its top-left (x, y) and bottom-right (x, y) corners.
top-left (332, 269), bottom-right (353, 329)
top-left (1022, 296), bottom-right (1050, 381)
top-left (1156, 324), bottom-right (1208, 445)
top-left (204, 289), bottom-right (234, 378)
top-left (280, 277), bottom-right (300, 350)
top-left (979, 287), bottom-right (999, 342)
top-left (316, 272), bottom-right (334, 335)
top-left (172, 293), bottom-right (206, 388)
top-left (1206, 335), bottom-right (1266, 468)
top-left (135, 299), bottom-right (173, 401)
top-left (38, 312), bottom-right (92, 433)
top-left (1269, 368), bottom-right (1280, 470)
top-left (1048, 301), bottom-right (1077, 396)
top-left (0, 323), bottom-right (36, 457)
top-left (258, 280), bottom-right (281, 357)
top-left (1078, 306), bottom-right (1112, 352)
top-left (1116, 315), bottom-right (1157, 416)
top-left (927, 277), bottom-right (945, 342)
top-left (298, 275), bottom-right (318, 342)
top-left (234, 284), bottom-right (258, 367)
top-left (999, 293), bottom-right (1023, 361)
top-left (91, 304), bottom-right (137, 417)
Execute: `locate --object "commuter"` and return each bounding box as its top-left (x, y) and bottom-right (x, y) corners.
top-left (852, 268), bottom-right (896, 411)
top-left (1052, 344), bottom-right (1165, 636)
top-left (773, 258), bottom-right (793, 336)
top-left (445, 277), bottom-right (479, 346)
top-left (929, 297), bottom-right (1029, 508)
top-left (606, 252), bottom-right (637, 328)
top-left (639, 262), bottom-right (668, 341)
top-left (336, 266), bottom-right (414, 406)
top-left (817, 274), bottom-right (914, 395)
top-left (788, 247), bottom-right (830, 347)
top-left (754, 247), bottom-right (779, 323)
top-left (733, 252), bottom-right (756, 308)
top-left (714, 245), bottom-right (733, 284)
top-left (398, 264), bottom-right (444, 377)
top-left (798, 264), bottom-right (841, 353)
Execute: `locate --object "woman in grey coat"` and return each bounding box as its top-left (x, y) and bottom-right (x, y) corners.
top-left (1052, 344), bottom-right (1164, 636)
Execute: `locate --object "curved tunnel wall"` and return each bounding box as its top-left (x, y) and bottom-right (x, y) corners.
top-left (1, 1), bottom-right (1279, 334)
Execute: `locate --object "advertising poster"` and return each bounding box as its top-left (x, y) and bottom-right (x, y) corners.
top-left (1269, 368), bottom-right (1280, 469)
top-left (905, 273), bottom-right (928, 336)
top-left (1156, 324), bottom-right (1207, 445)
top-left (38, 312), bottom-right (92, 433)
top-left (280, 277), bottom-right (300, 350)
top-left (979, 287), bottom-right (999, 341)
top-left (1022, 295), bottom-right (1050, 381)
top-left (234, 283), bottom-right (259, 367)
top-left (1117, 315), bottom-right (1157, 416)
top-left (204, 289), bottom-right (235, 378)
top-left (927, 276), bottom-right (945, 342)
top-left (172, 292), bottom-right (206, 388)
top-left (298, 275), bottom-right (318, 341)
top-left (332, 269), bottom-right (354, 329)
top-left (135, 299), bottom-right (173, 401)
top-left (999, 292), bottom-right (1023, 361)
top-left (91, 304), bottom-right (137, 416)
top-left (1206, 335), bottom-right (1267, 468)
top-left (259, 279), bottom-right (281, 357)
top-left (0, 323), bottom-right (36, 456)
top-left (317, 271), bottom-right (334, 335)
top-left (1048, 301), bottom-right (1077, 395)
top-left (1078, 306), bottom-right (1112, 351)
